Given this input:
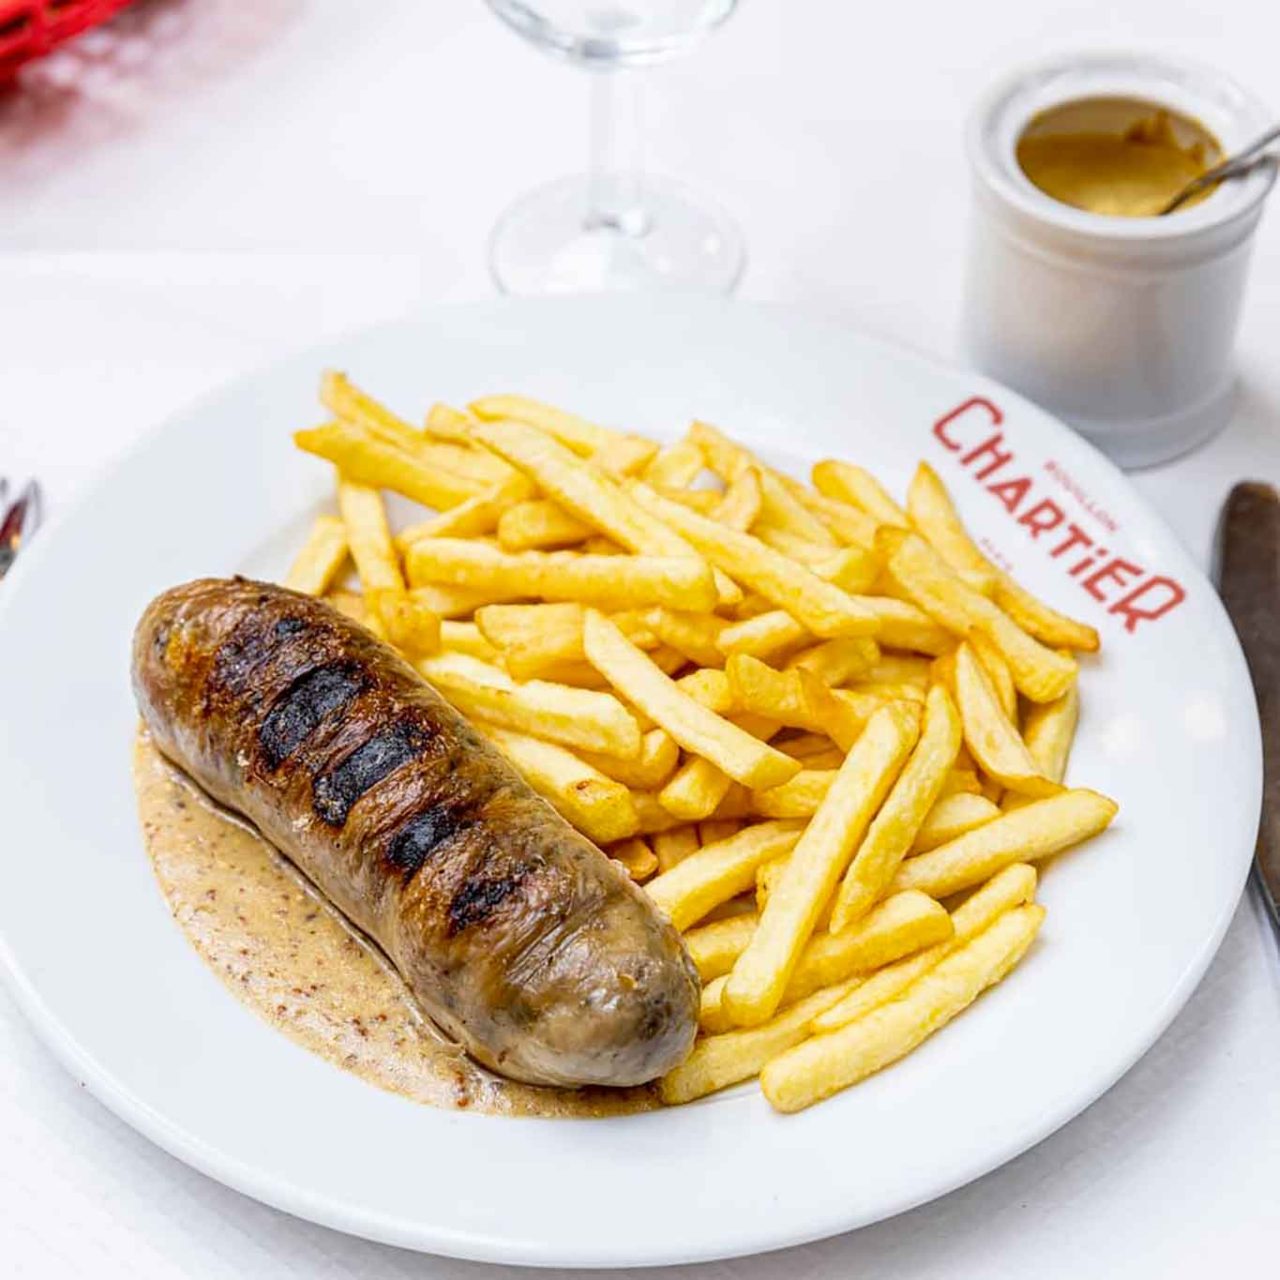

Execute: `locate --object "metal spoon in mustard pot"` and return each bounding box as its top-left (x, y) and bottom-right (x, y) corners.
top-left (1159, 122), bottom-right (1280, 215)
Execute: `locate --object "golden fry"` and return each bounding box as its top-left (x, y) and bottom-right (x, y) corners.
top-left (830, 684), bottom-right (962, 931)
top-left (812, 862), bottom-right (1037, 1032)
top-left (911, 791), bottom-right (1001, 853)
top-left (954, 642), bottom-right (1060, 797)
top-left (722, 704), bottom-right (922, 1025)
top-left (630, 483), bottom-right (880, 639)
top-left (906, 462), bottom-right (1001, 595)
top-left (761, 903), bottom-right (1045, 1112)
top-left (969, 630), bottom-right (1018, 721)
top-left (584, 612), bottom-right (799, 790)
top-left (683, 912), bottom-right (759, 982)
top-left (337, 482), bottom-right (403, 593)
top-left (418, 651), bottom-right (642, 758)
top-left (643, 820), bottom-right (805, 931)
top-left (284, 514), bottom-right (349, 596)
top-left (576, 728), bottom-right (680, 790)
top-left (482, 725), bottom-right (640, 843)
top-left (812, 459), bottom-right (911, 528)
top-left (718, 610), bottom-right (811, 661)
top-left (497, 499), bottom-right (593, 551)
top-left (407, 540), bottom-right (719, 612)
top-left (891, 789), bottom-right (1118, 898)
top-left (468, 393), bottom-right (621, 455)
top-left (610, 837), bottom-right (659, 883)
top-left (652, 824), bottom-right (701, 872)
top-left (881, 529), bottom-right (1077, 701)
top-left (643, 439), bottom-right (705, 489)
top-left (647, 609), bottom-right (730, 668)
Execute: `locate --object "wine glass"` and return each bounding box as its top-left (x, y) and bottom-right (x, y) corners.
top-left (484, 1), bottom-right (744, 295)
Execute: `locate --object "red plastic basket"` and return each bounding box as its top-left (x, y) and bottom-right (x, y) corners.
top-left (0, 0), bottom-right (134, 81)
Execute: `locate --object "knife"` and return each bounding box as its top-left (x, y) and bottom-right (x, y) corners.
top-left (1215, 481), bottom-right (1280, 931)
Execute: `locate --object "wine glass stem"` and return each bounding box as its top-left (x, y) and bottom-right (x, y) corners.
top-left (587, 68), bottom-right (649, 237)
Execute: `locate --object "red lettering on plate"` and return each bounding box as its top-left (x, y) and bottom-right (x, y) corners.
top-left (1081, 557), bottom-right (1143, 603)
top-left (961, 432), bottom-right (1014, 481)
top-left (1017, 499), bottom-right (1065, 539)
top-left (929, 395), bottom-right (1188, 635)
top-left (1111, 576), bottom-right (1186, 633)
top-left (933, 397), bottom-right (1002, 451)
top-left (987, 474), bottom-right (1032, 513)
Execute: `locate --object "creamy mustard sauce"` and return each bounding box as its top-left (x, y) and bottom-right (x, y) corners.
top-left (132, 728), bottom-right (657, 1118)
top-left (1018, 107), bottom-right (1218, 217)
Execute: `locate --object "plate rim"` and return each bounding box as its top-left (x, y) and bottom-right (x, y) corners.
top-left (0, 295), bottom-right (1262, 1267)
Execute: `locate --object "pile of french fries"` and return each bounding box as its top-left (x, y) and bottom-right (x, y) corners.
top-left (284, 373), bottom-right (1118, 1114)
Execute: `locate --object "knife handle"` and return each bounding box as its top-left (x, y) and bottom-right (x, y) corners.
top-left (1216, 482), bottom-right (1280, 928)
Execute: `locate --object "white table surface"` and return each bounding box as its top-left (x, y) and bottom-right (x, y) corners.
top-left (3, 1), bottom-right (1280, 1275)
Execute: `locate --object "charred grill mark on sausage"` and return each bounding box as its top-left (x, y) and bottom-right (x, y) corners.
top-left (385, 805), bottom-right (472, 881)
top-left (311, 719), bottom-right (428, 826)
top-left (447, 863), bottom-right (529, 936)
top-left (257, 662), bottom-right (366, 768)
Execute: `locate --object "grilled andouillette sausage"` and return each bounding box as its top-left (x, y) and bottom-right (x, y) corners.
top-left (132, 578), bottom-right (698, 1088)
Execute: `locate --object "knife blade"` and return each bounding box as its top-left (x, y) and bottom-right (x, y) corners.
top-left (1214, 481), bottom-right (1280, 930)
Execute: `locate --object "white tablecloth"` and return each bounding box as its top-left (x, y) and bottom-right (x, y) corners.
top-left (2, 2), bottom-right (1280, 1274)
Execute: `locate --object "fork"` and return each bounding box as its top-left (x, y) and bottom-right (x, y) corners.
top-left (0, 478), bottom-right (42, 583)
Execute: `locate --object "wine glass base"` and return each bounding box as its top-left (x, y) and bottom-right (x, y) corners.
top-left (488, 174), bottom-right (745, 295)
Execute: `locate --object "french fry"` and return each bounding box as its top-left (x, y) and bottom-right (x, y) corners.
top-left (777, 477), bottom-right (879, 548)
top-left (830, 683), bottom-right (962, 931)
top-left (662, 981), bottom-right (864, 1103)
top-left (370, 587), bottom-right (441, 656)
top-left (906, 462), bottom-right (1001, 595)
top-left (688, 420), bottom-right (753, 481)
top-left (698, 819), bottom-right (742, 846)
top-left (647, 609), bottom-right (730, 668)
top-left (812, 459), bottom-right (911, 528)
top-left (758, 469), bottom-right (839, 546)
top-left (812, 862), bottom-right (1038, 1032)
top-left (994, 575), bottom-right (1101, 653)
top-left (584, 612), bottom-right (799, 790)
top-left (630, 483), bottom-right (881, 639)
top-left (843, 680), bottom-right (926, 705)
top-left (750, 768), bottom-right (837, 818)
top-left (461, 419), bottom-right (730, 600)
top-left (683, 912), bottom-right (759, 981)
top-left (643, 439), bottom-right (705, 489)
top-left (761, 903), bottom-right (1045, 1112)
top-left (695, 889), bottom-right (952, 1037)
top-left (643, 820), bottom-right (805, 930)
top-left (576, 728), bottom-right (680, 790)
top-left (713, 466), bottom-right (764, 532)
top-left (395, 477), bottom-right (533, 548)
top-left (726, 654), bottom-right (865, 750)
top-left (410, 582), bottom-right (525, 617)
top-left (299, 422), bottom-right (483, 510)
top-left (718, 610), bottom-right (811, 661)
top-left (754, 526), bottom-right (836, 565)
top-left (1016, 676), bottom-right (1080, 792)
top-left (675, 667), bottom-right (734, 714)
top-left (631, 791), bottom-right (688, 835)
top-left (891, 789), bottom-right (1118, 898)
top-left (910, 791), bottom-right (1001, 853)
top-left (592, 434), bottom-right (659, 477)
top-left (858, 596), bottom-right (954, 655)
top-left (969, 630), bottom-right (1018, 721)
top-left (468, 393), bottom-right (621, 455)
top-left (439, 621), bottom-right (500, 661)
top-left (954, 643), bottom-right (1060, 797)
top-left (338, 482), bottom-right (403, 593)
top-left (610, 837), bottom-right (659, 883)
top-left (904, 461), bottom-right (1099, 652)
top-left (284, 514), bottom-right (349, 596)
top-left (659, 756), bottom-right (735, 822)
top-left (324, 589), bottom-right (367, 624)
top-left (424, 402), bottom-right (473, 434)
top-left (777, 731), bottom-right (840, 759)
top-left (881, 529), bottom-right (1077, 701)
top-left (417, 651), bottom-right (642, 758)
top-left (722, 704), bottom-right (922, 1025)
top-left (482, 725), bottom-right (640, 843)
top-left (657, 487), bottom-right (721, 514)
top-left (407, 540), bottom-right (719, 612)
top-left (497, 499), bottom-right (593, 551)
top-left (652, 824), bottom-right (701, 872)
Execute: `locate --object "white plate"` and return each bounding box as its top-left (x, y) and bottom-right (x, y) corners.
top-left (0, 298), bottom-right (1260, 1267)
